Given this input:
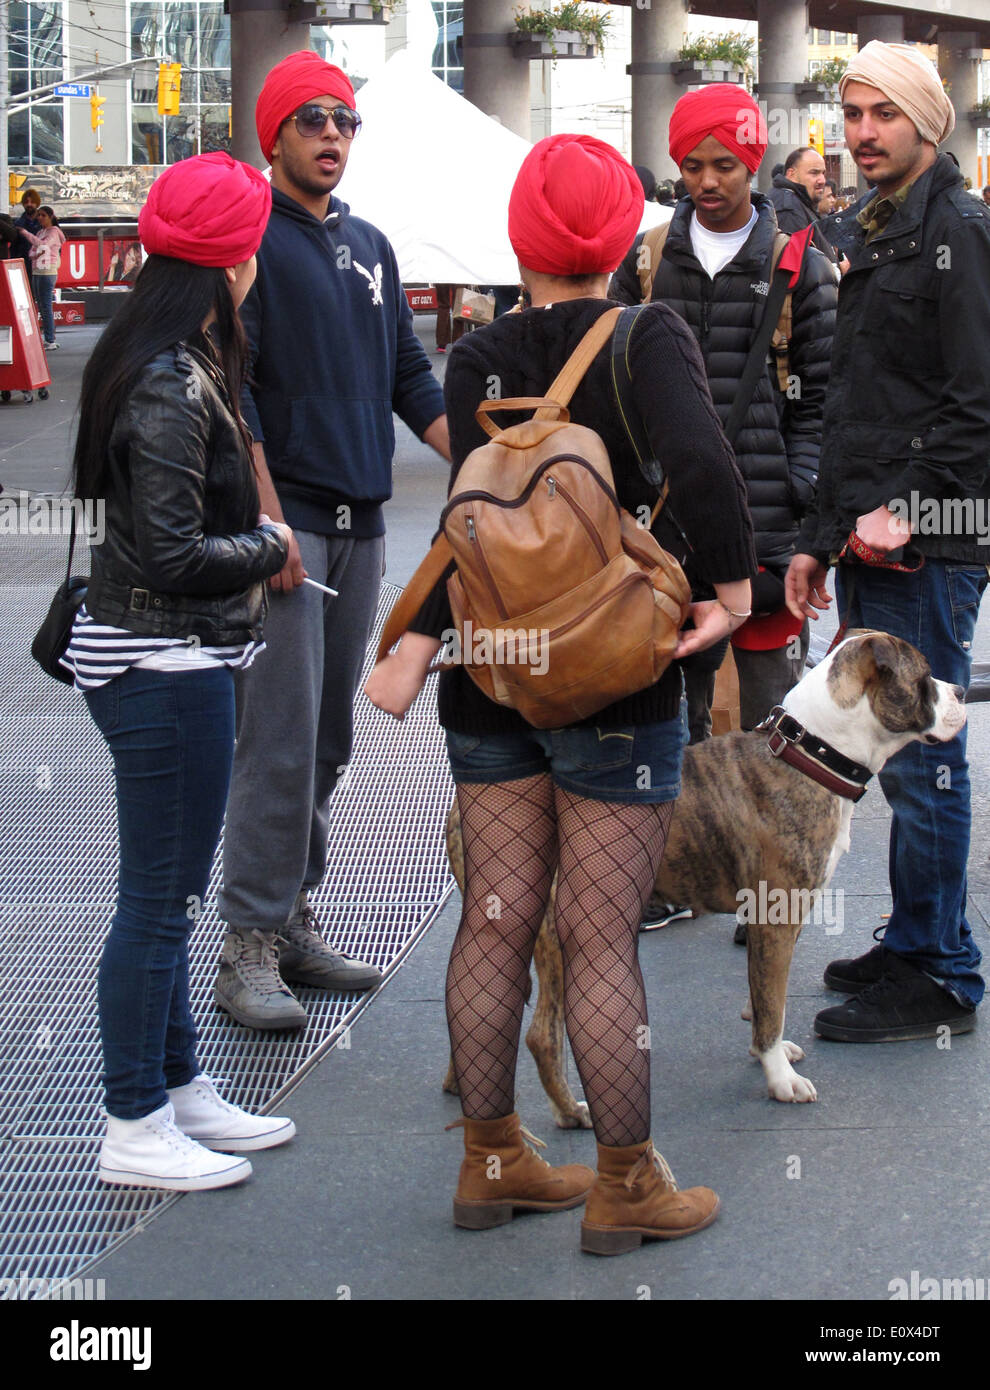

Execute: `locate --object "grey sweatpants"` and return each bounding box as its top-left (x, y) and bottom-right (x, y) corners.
top-left (219, 530), bottom-right (385, 931)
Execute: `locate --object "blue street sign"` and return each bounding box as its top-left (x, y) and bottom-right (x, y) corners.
top-left (54, 83), bottom-right (92, 98)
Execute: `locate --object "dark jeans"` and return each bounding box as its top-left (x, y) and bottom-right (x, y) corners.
top-left (836, 559), bottom-right (987, 1007)
top-left (85, 666), bottom-right (235, 1119)
top-left (33, 272), bottom-right (56, 344)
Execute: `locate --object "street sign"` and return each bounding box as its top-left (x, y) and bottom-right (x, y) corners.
top-left (54, 83), bottom-right (92, 98)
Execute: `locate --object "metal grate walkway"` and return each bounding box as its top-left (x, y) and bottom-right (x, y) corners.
top-left (0, 528), bottom-right (454, 1296)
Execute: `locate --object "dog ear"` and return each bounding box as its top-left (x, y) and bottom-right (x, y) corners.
top-left (859, 633), bottom-right (900, 678)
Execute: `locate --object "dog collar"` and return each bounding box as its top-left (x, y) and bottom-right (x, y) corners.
top-left (757, 706), bottom-right (872, 802)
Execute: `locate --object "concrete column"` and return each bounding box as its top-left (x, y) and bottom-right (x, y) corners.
top-left (230, 0), bottom-right (309, 168)
top-left (939, 31), bottom-right (981, 182)
top-left (756, 0), bottom-right (810, 191)
top-left (628, 0), bottom-right (690, 182)
top-left (463, 0), bottom-right (531, 140)
top-left (856, 13), bottom-right (905, 46)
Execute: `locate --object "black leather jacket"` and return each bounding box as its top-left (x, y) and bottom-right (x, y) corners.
top-left (87, 340), bottom-right (288, 644)
top-left (799, 155), bottom-right (990, 565)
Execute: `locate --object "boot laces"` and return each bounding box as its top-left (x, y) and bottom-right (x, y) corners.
top-left (626, 1143), bottom-right (679, 1192)
top-left (519, 1123), bottom-right (551, 1168)
top-left (235, 930), bottom-right (292, 996)
top-left (146, 1112), bottom-right (203, 1156)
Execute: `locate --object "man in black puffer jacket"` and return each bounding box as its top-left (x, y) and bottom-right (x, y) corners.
top-left (612, 83), bottom-right (837, 744)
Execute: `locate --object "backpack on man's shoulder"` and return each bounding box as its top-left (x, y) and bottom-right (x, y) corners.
top-left (634, 221), bottom-right (794, 392)
top-left (376, 307), bottom-right (691, 730)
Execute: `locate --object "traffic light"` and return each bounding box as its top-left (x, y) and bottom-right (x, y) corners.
top-left (157, 63), bottom-right (181, 117)
top-left (9, 172), bottom-right (26, 208)
top-left (808, 118), bottom-right (825, 156)
top-left (90, 90), bottom-right (105, 132)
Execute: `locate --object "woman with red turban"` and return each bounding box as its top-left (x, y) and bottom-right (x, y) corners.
top-left (64, 152), bottom-right (298, 1191)
top-left (366, 134), bottom-right (756, 1254)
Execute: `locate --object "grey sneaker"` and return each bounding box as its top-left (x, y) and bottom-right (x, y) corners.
top-left (215, 928), bottom-right (307, 1031)
top-left (278, 899), bottom-right (382, 992)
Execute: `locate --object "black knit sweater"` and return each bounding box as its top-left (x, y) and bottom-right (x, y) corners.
top-left (412, 296), bottom-right (758, 736)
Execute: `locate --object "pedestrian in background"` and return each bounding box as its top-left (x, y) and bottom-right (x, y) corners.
top-left (62, 152), bottom-right (296, 1191)
top-left (21, 206), bottom-right (65, 350)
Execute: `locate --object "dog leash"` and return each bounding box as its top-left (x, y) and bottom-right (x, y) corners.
top-left (826, 530), bottom-right (925, 655)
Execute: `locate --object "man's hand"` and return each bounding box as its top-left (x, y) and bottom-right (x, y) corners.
top-left (786, 553), bottom-right (832, 620)
top-left (854, 504), bottom-right (911, 555)
top-left (269, 531), bottom-right (307, 592)
top-left (674, 600), bottom-right (734, 659)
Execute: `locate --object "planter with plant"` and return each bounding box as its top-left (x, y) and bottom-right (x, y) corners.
top-left (969, 96), bottom-right (990, 125)
top-left (673, 31), bottom-right (753, 85)
top-left (811, 56), bottom-right (847, 97)
top-left (512, 4), bottom-right (609, 60)
top-left (314, 1), bottom-right (393, 24)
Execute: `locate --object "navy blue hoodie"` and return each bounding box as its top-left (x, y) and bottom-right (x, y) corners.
top-left (240, 187), bottom-right (444, 538)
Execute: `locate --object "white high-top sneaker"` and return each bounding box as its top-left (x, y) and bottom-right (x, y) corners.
top-left (99, 1101), bottom-right (253, 1191)
top-left (167, 1074), bottom-right (296, 1152)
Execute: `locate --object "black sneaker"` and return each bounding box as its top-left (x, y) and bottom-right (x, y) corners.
top-left (823, 926), bottom-right (887, 993)
top-left (814, 953), bottom-right (977, 1042)
top-left (640, 898), bottom-right (692, 932)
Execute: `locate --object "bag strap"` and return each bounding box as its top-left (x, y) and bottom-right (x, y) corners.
top-left (64, 507), bottom-right (76, 586)
top-left (375, 533), bottom-right (454, 665)
top-left (722, 231), bottom-right (802, 448)
top-left (637, 223), bottom-right (670, 304)
top-left (535, 306), bottom-right (623, 417)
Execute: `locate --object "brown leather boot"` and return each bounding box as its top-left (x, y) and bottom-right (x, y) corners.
top-left (581, 1140), bottom-right (720, 1255)
top-left (448, 1113), bottom-right (595, 1230)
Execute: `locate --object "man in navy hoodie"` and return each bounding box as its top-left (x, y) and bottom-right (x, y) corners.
top-left (216, 51), bottom-right (449, 1030)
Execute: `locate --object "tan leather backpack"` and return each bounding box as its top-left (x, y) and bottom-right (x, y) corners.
top-left (377, 308), bottom-right (691, 729)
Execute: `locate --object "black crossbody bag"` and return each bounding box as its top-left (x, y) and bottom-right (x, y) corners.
top-left (31, 510), bottom-right (88, 683)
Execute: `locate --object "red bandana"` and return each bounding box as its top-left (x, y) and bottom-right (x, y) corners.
top-left (668, 84), bottom-right (767, 173)
top-left (139, 152), bottom-right (272, 267)
top-left (256, 51), bottom-right (356, 165)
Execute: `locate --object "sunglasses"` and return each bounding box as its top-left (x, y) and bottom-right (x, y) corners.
top-left (291, 104), bottom-right (362, 141)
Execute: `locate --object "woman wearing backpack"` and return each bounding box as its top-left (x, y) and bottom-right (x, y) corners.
top-left (366, 134), bottom-right (756, 1255)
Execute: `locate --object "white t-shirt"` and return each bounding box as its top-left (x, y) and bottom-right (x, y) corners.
top-left (689, 205), bottom-right (758, 278)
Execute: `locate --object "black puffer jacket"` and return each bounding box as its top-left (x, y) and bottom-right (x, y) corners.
top-left (88, 340), bottom-right (289, 644)
top-left (611, 193), bottom-right (838, 576)
top-left (767, 173), bottom-right (837, 260)
top-left (799, 155), bottom-right (990, 565)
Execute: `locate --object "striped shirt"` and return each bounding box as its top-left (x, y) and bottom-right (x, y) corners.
top-left (61, 606), bottom-right (263, 690)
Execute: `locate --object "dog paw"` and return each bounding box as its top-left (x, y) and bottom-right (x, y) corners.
top-left (761, 1042), bottom-right (818, 1103)
top-left (769, 1073), bottom-right (818, 1103)
top-left (552, 1100), bottom-right (593, 1129)
top-left (781, 1039), bottom-right (805, 1062)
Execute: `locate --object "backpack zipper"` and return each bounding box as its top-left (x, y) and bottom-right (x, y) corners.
top-left (543, 570), bottom-right (649, 644)
top-left (441, 455), bottom-right (621, 525)
top-left (548, 475), bottom-right (609, 565)
top-left (462, 514), bottom-right (508, 620)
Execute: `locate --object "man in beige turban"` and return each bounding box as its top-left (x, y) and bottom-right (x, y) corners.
top-left (786, 40), bottom-right (990, 1044)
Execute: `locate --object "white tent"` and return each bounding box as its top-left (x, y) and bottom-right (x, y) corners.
top-left (343, 50), bottom-right (669, 285)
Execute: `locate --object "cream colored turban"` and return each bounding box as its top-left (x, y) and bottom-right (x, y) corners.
top-left (839, 40), bottom-right (955, 145)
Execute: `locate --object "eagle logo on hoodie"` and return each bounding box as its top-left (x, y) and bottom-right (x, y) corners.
top-left (354, 260), bottom-right (383, 308)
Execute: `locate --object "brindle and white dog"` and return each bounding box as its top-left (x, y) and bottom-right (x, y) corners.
top-left (443, 632), bottom-right (967, 1117)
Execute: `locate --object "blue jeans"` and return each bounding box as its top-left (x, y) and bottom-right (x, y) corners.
top-left (84, 666), bottom-right (235, 1119)
top-left (835, 559), bottom-right (988, 1007)
top-left (33, 272), bottom-right (55, 344)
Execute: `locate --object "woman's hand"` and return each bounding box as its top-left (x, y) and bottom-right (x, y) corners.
top-left (365, 632), bottom-right (443, 721)
top-left (674, 579), bottom-right (752, 659)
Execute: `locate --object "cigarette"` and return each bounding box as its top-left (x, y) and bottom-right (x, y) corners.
top-left (302, 577), bottom-right (339, 598)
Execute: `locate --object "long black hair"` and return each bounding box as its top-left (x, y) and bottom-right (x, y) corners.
top-left (72, 254), bottom-right (250, 501)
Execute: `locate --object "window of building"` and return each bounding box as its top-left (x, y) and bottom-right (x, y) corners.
top-left (130, 0), bottom-right (232, 164)
top-left (431, 1), bottom-right (463, 93)
top-left (8, 1), bottom-right (65, 164)
top-left (834, 33), bottom-right (850, 45)
top-left (816, 30), bottom-right (832, 46)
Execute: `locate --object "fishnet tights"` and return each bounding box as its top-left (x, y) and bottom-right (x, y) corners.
top-left (446, 775), bottom-right (674, 1145)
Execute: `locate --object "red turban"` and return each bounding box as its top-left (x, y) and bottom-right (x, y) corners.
top-left (256, 50), bottom-right (356, 164)
top-left (508, 134), bottom-right (644, 276)
top-left (668, 84), bottom-right (767, 173)
top-left (139, 152), bottom-right (272, 267)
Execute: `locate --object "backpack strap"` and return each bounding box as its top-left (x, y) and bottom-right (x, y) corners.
top-left (535, 306), bottom-right (623, 416)
top-left (375, 533), bottom-right (454, 664)
top-left (637, 223), bottom-right (670, 304)
top-left (769, 230), bottom-right (794, 391)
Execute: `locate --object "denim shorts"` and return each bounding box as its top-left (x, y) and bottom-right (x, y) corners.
top-left (445, 705), bottom-right (688, 804)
